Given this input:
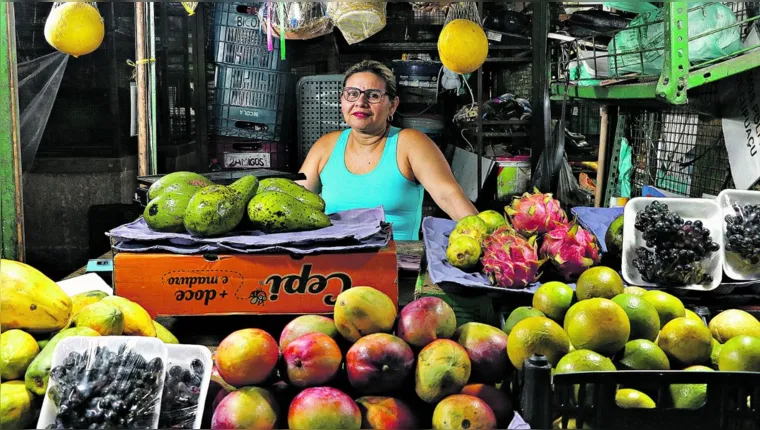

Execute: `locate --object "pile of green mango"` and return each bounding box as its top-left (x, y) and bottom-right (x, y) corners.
top-left (143, 171), bottom-right (332, 237)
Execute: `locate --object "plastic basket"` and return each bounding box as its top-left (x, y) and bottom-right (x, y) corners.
top-left (212, 65), bottom-right (295, 141)
top-left (212, 2), bottom-right (285, 70)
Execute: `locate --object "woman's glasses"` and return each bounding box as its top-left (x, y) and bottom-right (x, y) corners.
top-left (342, 87), bottom-right (387, 104)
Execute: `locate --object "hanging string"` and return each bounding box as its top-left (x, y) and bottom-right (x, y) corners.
top-left (267, 1), bottom-right (274, 52)
top-left (279, 2), bottom-right (286, 60)
top-left (180, 2), bottom-right (197, 16)
top-left (127, 57), bottom-right (156, 81)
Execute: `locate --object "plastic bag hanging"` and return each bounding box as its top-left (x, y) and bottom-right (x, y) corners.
top-left (279, 2), bottom-right (286, 60)
top-left (258, 2), bottom-right (333, 40)
top-left (44, 2), bottom-right (104, 57)
top-left (18, 52), bottom-right (69, 172)
top-left (180, 2), bottom-right (198, 16)
top-left (326, 2), bottom-right (387, 45)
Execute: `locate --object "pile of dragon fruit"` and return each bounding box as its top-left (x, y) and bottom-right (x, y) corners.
top-left (446, 189), bottom-right (601, 289)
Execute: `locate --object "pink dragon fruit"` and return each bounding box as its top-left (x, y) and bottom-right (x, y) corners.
top-left (539, 223), bottom-right (601, 281)
top-left (505, 188), bottom-right (568, 237)
top-left (481, 226), bottom-right (546, 289)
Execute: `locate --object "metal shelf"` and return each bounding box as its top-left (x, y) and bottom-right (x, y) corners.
top-left (549, 2), bottom-right (760, 106)
top-left (552, 49), bottom-right (760, 102)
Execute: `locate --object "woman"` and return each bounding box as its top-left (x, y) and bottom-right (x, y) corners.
top-left (298, 60), bottom-right (478, 240)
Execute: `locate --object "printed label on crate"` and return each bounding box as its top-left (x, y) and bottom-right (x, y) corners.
top-left (165, 264), bottom-right (351, 308)
top-left (229, 107), bottom-right (277, 124)
top-left (486, 30), bottom-right (502, 42)
top-left (113, 249), bottom-right (398, 316)
top-left (220, 5), bottom-right (261, 30)
top-left (224, 152), bottom-right (271, 169)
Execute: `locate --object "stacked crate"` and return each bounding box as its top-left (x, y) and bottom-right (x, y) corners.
top-left (211, 2), bottom-right (295, 171)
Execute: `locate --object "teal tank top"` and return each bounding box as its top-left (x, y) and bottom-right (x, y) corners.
top-left (320, 127), bottom-right (425, 241)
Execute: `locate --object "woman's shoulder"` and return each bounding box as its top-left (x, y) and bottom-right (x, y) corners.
top-left (312, 130), bottom-right (344, 154)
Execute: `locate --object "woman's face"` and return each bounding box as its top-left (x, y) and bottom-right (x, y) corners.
top-left (341, 71), bottom-right (399, 134)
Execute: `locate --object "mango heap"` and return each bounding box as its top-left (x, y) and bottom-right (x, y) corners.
top-left (205, 281), bottom-right (760, 430)
top-left (0, 259), bottom-right (180, 428)
top-left (143, 172), bottom-right (332, 237)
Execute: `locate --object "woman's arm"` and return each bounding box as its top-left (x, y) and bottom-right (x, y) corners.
top-left (403, 130), bottom-right (479, 221)
top-left (296, 131), bottom-right (341, 194)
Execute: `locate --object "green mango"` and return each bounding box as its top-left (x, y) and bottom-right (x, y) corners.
top-left (248, 191), bottom-right (332, 233)
top-left (25, 326), bottom-right (100, 396)
top-left (229, 175), bottom-right (259, 203)
top-left (144, 192), bottom-right (194, 233)
top-left (258, 178), bottom-right (326, 212)
top-left (147, 171), bottom-right (214, 200)
top-left (184, 185), bottom-right (246, 237)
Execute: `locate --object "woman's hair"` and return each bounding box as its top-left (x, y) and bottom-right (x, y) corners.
top-left (343, 60), bottom-right (397, 99)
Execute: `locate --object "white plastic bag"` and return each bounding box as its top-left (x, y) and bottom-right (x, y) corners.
top-left (609, 2), bottom-right (743, 76)
top-left (327, 2), bottom-right (387, 44)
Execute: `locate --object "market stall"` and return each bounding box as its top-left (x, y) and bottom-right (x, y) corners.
top-left (4, 2), bottom-right (760, 430)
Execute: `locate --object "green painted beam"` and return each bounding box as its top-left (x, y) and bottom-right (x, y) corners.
top-left (551, 82), bottom-right (658, 100)
top-left (0, 2), bottom-right (24, 261)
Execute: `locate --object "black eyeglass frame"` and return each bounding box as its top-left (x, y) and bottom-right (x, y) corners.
top-left (341, 87), bottom-right (389, 104)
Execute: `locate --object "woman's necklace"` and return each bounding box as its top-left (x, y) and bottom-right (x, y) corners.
top-left (348, 128), bottom-right (388, 166)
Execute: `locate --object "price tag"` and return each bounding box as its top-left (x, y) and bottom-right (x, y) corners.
top-left (224, 152), bottom-right (271, 169)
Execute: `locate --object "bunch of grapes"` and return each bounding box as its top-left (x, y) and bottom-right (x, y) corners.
top-left (633, 201), bottom-right (720, 286)
top-left (725, 204), bottom-right (760, 264)
top-left (47, 345), bottom-right (164, 429)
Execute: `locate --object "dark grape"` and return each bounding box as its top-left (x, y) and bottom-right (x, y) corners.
top-left (633, 201), bottom-right (718, 286)
top-left (725, 203), bottom-right (760, 264)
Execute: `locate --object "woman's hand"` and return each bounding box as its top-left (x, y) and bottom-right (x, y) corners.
top-left (403, 129), bottom-right (478, 221)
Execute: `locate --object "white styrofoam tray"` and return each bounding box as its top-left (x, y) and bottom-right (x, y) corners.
top-left (38, 336), bottom-right (168, 430)
top-left (162, 344), bottom-right (214, 429)
top-left (718, 189), bottom-right (760, 281)
top-left (622, 197), bottom-right (724, 291)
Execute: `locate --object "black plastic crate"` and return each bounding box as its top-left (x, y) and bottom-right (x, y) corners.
top-left (515, 355), bottom-right (760, 430)
top-left (212, 65), bottom-right (295, 141)
top-left (212, 2), bottom-right (285, 70)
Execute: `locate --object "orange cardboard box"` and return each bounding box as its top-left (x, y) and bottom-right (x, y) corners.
top-left (113, 242), bottom-right (398, 318)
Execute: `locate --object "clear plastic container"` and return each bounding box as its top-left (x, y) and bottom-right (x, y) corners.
top-left (622, 197), bottom-right (724, 291)
top-left (718, 189), bottom-right (760, 282)
top-left (37, 336), bottom-right (168, 429)
top-left (159, 344), bottom-right (213, 429)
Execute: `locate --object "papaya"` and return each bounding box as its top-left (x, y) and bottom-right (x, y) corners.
top-left (184, 185), bottom-right (247, 237)
top-left (25, 326), bottom-right (99, 395)
top-left (0, 381), bottom-right (35, 428)
top-left (70, 290), bottom-right (109, 316)
top-left (99, 296), bottom-right (156, 337)
top-left (73, 302), bottom-right (124, 336)
top-left (147, 171), bottom-right (214, 200)
top-left (248, 191), bottom-right (332, 234)
top-left (0, 330), bottom-right (40, 380)
top-left (1, 259), bottom-right (72, 333)
top-left (333, 287), bottom-right (397, 342)
top-left (229, 175), bottom-right (260, 203)
top-left (144, 192), bottom-right (195, 233)
top-left (153, 320), bottom-right (179, 344)
top-left (258, 178), bottom-right (326, 211)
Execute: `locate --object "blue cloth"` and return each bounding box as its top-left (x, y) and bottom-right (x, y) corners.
top-left (320, 127), bottom-right (425, 240)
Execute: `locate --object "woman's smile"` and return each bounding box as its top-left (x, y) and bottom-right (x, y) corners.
top-left (351, 111), bottom-right (371, 119)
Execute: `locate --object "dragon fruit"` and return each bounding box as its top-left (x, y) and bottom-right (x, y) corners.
top-left (539, 223), bottom-right (601, 281)
top-left (505, 188), bottom-right (568, 237)
top-left (481, 226), bottom-right (546, 289)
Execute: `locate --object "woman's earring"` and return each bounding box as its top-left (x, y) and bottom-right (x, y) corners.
top-left (388, 114), bottom-right (394, 122)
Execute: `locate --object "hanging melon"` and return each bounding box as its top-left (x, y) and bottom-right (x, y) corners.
top-left (438, 19), bottom-right (489, 74)
top-left (44, 2), bottom-right (105, 58)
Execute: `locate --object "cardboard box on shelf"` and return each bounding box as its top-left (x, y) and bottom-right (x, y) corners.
top-left (113, 242), bottom-right (398, 317)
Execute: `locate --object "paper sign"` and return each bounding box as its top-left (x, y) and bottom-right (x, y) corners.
top-left (224, 152), bottom-right (271, 169)
top-left (721, 70), bottom-right (760, 190)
